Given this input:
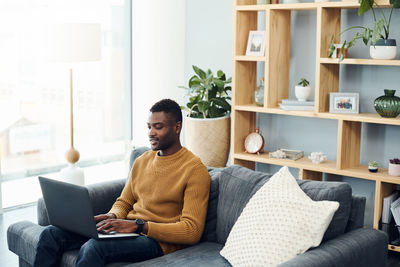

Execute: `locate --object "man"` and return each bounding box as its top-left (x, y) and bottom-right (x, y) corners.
top-left (33, 99), bottom-right (210, 267)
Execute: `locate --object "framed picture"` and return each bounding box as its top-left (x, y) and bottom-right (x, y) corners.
top-left (246, 31), bottom-right (266, 56)
top-left (329, 92), bottom-right (359, 114)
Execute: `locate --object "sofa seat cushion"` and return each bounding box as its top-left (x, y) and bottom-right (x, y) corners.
top-left (119, 242), bottom-right (229, 267)
top-left (220, 167), bottom-right (339, 267)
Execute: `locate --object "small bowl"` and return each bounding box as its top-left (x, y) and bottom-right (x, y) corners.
top-left (368, 166), bottom-right (378, 173)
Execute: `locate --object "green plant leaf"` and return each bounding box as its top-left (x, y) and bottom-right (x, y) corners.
top-left (197, 101), bottom-right (210, 113)
top-left (362, 28), bottom-right (372, 45)
top-left (328, 43), bottom-right (335, 58)
top-left (214, 79), bottom-right (225, 89)
top-left (217, 70), bottom-right (226, 81)
top-left (188, 75), bottom-right (201, 87)
top-left (372, 19), bottom-right (384, 45)
top-left (214, 97), bottom-right (231, 111)
top-left (391, 0), bottom-right (400, 7)
top-left (193, 65), bottom-right (206, 79)
top-left (358, 0), bottom-right (372, 16)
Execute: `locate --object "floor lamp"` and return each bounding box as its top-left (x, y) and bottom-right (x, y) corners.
top-left (46, 23), bottom-right (101, 185)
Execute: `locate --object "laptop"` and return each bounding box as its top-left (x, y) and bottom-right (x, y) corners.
top-left (38, 176), bottom-right (139, 239)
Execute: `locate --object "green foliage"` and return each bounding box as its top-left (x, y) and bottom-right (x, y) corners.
top-left (368, 160), bottom-right (379, 167)
top-left (328, 0), bottom-right (399, 61)
top-left (298, 78), bottom-right (310, 87)
top-left (180, 66), bottom-right (232, 118)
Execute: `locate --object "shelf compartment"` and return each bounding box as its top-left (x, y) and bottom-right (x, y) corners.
top-left (268, 9), bottom-right (290, 108)
top-left (235, 10), bottom-right (261, 56)
top-left (319, 58), bottom-right (400, 66)
top-left (234, 61), bottom-right (258, 106)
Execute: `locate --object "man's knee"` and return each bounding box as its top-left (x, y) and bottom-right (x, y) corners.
top-left (79, 239), bottom-right (103, 258)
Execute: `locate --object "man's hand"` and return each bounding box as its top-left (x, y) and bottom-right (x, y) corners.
top-left (94, 213), bottom-right (116, 223)
top-left (96, 219), bottom-right (139, 233)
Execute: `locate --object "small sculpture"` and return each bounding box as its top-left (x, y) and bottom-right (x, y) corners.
top-left (308, 152), bottom-right (327, 164)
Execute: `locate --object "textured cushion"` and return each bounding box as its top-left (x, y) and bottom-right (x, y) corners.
top-left (216, 165), bottom-right (273, 244)
top-left (220, 167), bottom-right (339, 267)
top-left (298, 179), bottom-right (352, 241)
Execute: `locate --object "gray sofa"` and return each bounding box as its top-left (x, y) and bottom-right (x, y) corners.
top-left (8, 148), bottom-right (388, 267)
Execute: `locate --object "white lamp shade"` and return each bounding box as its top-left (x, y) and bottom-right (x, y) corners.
top-left (45, 23), bottom-right (101, 62)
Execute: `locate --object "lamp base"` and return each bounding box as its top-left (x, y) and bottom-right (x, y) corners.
top-left (60, 164), bottom-right (85, 185)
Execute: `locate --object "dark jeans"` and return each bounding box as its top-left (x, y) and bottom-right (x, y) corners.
top-left (33, 225), bottom-right (163, 267)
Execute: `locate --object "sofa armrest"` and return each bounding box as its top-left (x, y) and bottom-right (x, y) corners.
top-left (37, 178), bottom-right (126, 226)
top-left (7, 221), bottom-right (46, 266)
top-left (278, 228), bottom-right (388, 267)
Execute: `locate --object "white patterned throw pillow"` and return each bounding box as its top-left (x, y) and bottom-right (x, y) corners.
top-left (220, 166), bottom-right (339, 267)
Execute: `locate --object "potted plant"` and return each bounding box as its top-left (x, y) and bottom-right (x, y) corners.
top-left (328, 0), bottom-right (400, 61)
top-left (180, 65), bottom-right (232, 167)
top-left (295, 78), bottom-right (312, 102)
top-left (368, 160), bottom-right (379, 172)
top-left (389, 158), bottom-right (400, 176)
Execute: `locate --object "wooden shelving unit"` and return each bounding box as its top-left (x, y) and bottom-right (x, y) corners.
top-left (232, 0), bottom-right (400, 252)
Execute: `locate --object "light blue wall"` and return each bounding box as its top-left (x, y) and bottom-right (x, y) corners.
top-left (185, 1), bottom-right (400, 227)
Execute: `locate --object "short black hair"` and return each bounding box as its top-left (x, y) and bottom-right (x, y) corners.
top-left (150, 99), bottom-right (182, 123)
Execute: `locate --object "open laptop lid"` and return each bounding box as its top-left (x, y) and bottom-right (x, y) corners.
top-left (39, 176), bottom-right (99, 239)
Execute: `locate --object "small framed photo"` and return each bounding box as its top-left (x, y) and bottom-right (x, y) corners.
top-left (329, 92), bottom-right (359, 114)
top-left (246, 31), bottom-right (266, 56)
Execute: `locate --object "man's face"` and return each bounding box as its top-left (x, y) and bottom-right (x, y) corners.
top-left (147, 112), bottom-right (181, 151)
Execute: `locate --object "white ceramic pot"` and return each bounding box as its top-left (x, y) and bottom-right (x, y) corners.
top-left (370, 39), bottom-right (397, 60)
top-left (295, 85), bottom-right (312, 102)
top-left (388, 163), bottom-right (400, 176)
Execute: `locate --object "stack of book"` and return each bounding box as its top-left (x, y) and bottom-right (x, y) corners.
top-left (383, 191), bottom-right (399, 224)
top-left (391, 196), bottom-right (400, 229)
top-left (279, 99), bottom-right (314, 111)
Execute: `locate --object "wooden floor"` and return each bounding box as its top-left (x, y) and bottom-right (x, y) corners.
top-left (1, 204), bottom-right (400, 267)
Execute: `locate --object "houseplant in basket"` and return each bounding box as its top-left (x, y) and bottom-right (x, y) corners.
top-left (389, 158), bottom-right (400, 176)
top-left (329, 0), bottom-right (400, 61)
top-left (180, 65), bottom-right (232, 167)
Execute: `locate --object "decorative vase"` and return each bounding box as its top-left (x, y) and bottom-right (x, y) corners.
top-left (388, 163), bottom-right (400, 176)
top-left (374, 89), bottom-right (400, 118)
top-left (185, 115), bottom-right (230, 168)
top-left (254, 77), bottom-right (264, 106)
top-left (370, 39), bottom-right (397, 60)
top-left (295, 85), bottom-right (312, 102)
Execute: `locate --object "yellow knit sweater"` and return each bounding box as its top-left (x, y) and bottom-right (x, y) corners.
top-left (108, 147), bottom-right (210, 255)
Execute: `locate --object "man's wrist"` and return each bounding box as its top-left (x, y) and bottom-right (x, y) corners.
top-left (142, 222), bottom-right (148, 234)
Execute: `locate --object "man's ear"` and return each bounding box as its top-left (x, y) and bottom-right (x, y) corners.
top-left (175, 121), bottom-right (182, 134)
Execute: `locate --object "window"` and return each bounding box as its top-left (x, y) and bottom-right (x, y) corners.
top-left (0, 0), bottom-right (132, 182)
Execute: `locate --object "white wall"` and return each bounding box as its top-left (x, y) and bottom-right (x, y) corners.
top-left (131, 0), bottom-right (185, 147)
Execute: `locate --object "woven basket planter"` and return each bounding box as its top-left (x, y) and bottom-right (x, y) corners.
top-left (185, 115), bottom-right (230, 168)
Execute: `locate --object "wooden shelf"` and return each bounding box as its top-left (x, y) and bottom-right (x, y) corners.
top-left (234, 152), bottom-right (400, 184)
top-left (234, 105), bottom-right (400, 126)
top-left (320, 57), bottom-right (400, 66)
top-left (232, 0), bottom-right (400, 238)
top-left (235, 55), bottom-right (267, 61)
top-left (389, 244), bottom-right (400, 252)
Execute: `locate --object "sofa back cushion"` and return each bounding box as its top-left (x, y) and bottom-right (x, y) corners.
top-left (297, 180), bottom-right (352, 241)
top-left (200, 167), bottom-right (221, 242)
top-left (215, 165), bottom-right (353, 244)
top-left (216, 165), bottom-right (273, 244)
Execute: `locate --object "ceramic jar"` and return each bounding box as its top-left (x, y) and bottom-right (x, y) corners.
top-left (295, 85), bottom-right (312, 102)
top-left (388, 163), bottom-right (400, 176)
top-left (370, 39), bottom-right (397, 60)
top-left (374, 89), bottom-right (400, 118)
